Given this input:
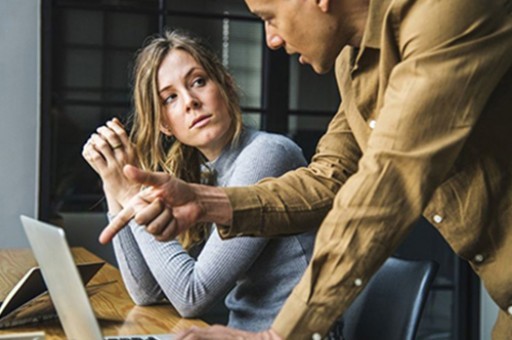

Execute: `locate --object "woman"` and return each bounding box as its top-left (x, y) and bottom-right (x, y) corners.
top-left (82, 30), bottom-right (340, 335)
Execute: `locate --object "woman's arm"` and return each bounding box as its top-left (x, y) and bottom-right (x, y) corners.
top-left (126, 132), bottom-right (307, 316)
top-left (112, 223), bottom-right (164, 305)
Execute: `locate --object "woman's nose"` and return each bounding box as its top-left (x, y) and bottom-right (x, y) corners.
top-left (184, 93), bottom-right (201, 112)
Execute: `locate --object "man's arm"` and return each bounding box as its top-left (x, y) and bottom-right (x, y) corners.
top-left (271, 0), bottom-right (512, 338)
top-left (219, 104), bottom-right (362, 238)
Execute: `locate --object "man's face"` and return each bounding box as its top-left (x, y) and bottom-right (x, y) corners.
top-left (245, 0), bottom-right (343, 74)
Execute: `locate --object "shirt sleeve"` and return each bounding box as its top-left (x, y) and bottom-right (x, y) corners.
top-left (219, 106), bottom-right (362, 238)
top-left (112, 132), bottom-right (308, 317)
top-left (271, 1), bottom-right (512, 338)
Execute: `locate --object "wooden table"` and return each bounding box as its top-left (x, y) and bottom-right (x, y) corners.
top-left (0, 247), bottom-right (208, 339)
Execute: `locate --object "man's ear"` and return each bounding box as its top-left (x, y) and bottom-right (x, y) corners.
top-left (317, 0), bottom-right (330, 12)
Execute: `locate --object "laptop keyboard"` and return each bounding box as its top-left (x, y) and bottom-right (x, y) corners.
top-left (105, 337), bottom-right (161, 340)
top-left (105, 335), bottom-right (175, 340)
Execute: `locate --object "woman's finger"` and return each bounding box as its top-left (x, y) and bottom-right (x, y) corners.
top-left (83, 142), bottom-right (107, 172)
top-left (107, 118), bottom-right (130, 146)
top-left (97, 125), bottom-right (123, 150)
top-left (90, 133), bottom-right (115, 161)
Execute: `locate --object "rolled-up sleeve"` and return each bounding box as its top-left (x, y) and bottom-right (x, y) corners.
top-left (220, 102), bottom-right (362, 238)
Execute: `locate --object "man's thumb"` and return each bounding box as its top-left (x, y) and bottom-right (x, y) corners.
top-left (123, 165), bottom-right (168, 186)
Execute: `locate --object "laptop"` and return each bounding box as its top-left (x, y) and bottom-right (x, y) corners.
top-left (20, 215), bottom-right (174, 340)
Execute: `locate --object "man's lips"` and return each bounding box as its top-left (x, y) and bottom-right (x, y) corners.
top-left (190, 114), bottom-right (212, 128)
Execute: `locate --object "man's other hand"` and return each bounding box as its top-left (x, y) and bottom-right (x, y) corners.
top-left (176, 325), bottom-right (282, 340)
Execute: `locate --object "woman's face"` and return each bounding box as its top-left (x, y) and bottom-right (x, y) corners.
top-left (157, 49), bottom-right (233, 161)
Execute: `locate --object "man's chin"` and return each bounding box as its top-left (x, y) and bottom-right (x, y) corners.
top-left (299, 55), bottom-right (334, 74)
top-left (311, 62), bottom-right (333, 75)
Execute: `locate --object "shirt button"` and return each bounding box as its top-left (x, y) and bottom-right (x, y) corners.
top-left (474, 254), bottom-right (484, 263)
top-left (508, 306), bottom-right (512, 316)
top-left (433, 214), bottom-right (443, 223)
top-left (369, 119), bottom-right (377, 129)
top-left (354, 278), bottom-right (363, 286)
top-left (312, 332), bottom-right (322, 340)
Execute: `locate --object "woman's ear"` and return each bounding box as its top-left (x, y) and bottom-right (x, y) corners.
top-left (160, 125), bottom-right (172, 136)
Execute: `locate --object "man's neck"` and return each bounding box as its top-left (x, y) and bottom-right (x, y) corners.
top-left (346, 0), bottom-right (370, 47)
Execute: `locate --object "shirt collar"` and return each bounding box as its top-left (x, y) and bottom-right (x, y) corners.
top-left (359, 0), bottom-right (392, 50)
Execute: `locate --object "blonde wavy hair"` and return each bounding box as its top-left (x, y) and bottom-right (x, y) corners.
top-left (130, 29), bottom-right (243, 250)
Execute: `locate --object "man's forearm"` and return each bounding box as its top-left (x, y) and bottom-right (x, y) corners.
top-left (191, 183), bottom-right (233, 226)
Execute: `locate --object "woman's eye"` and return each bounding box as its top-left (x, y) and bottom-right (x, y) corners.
top-left (192, 77), bottom-right (206, 87)
top-left (163, 93), bottom-right (177, 105)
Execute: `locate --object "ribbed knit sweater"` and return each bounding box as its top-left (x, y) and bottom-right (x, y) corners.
top-left (112, 128), bottom-right (316, 331)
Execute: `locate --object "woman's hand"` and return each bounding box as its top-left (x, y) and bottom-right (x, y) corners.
top-left (82, 118), bottom-right (139, 213)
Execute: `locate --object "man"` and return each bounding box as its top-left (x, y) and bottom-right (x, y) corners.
top-left (103, 0), bottom-right (512, 338)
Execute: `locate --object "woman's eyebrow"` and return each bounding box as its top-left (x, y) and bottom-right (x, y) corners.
top-left (158, 67), bottom-right (199, 94)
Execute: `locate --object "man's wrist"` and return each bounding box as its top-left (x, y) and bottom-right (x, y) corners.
top-left (190, 184), bottom-right (233, 226)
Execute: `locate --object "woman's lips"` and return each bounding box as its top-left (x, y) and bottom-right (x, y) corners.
top-left (190, 114), bottom-right (212, 128)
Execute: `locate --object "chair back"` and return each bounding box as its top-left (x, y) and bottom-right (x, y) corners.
top-left (342, 257), bottom-right (438, 340)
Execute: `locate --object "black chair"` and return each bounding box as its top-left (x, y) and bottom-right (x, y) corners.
top-left (342, 257), bottom-right (438, 340)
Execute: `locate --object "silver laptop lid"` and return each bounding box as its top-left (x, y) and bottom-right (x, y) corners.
top-left (20, 215), bottom-right (103, 340)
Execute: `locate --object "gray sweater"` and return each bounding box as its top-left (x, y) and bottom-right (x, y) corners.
top-left (112, 128), bottom-right (316, 331)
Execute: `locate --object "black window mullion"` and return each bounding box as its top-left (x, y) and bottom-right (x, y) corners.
top-left (260, 42), bottom-right (289, 134)
top-left (158, 0), bottom-right (166, 33)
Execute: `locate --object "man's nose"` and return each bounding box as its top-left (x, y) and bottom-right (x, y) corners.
top-left (265, 23), bottom-right (283, 50)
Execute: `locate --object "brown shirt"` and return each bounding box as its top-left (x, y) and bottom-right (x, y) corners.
top-left (220, 0), bottom-right (512, 338)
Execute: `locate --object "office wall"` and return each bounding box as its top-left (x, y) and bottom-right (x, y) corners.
top-left (0, 0), bottom-right (40, 247)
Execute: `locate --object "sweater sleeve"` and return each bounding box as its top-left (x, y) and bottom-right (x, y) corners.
top-left (113, 131), bottom-right (307, 317)
top-left (112, 221), bottom-right (164, 305)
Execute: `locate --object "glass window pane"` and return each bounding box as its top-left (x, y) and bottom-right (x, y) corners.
top-left (63, 49), bottom-right (103, 88)
top-left (416, 290), bottom-right (452, 338)
top-left (103, 49), bottom-right (135, 91)
top-left (52, 105), bottom-right (131, 212)
top-left (228, 20), bottom-right (262, 108)
top-left (107, 12), bottom-right (156, 48)
top-left (62, 9), bottom-right (104, 45)
top-left (288, 114), bottom-right (331, 161)
top-left (242, 112), bottom-right (262, 130)
top-left (289, 57), bottom-right (340, 112)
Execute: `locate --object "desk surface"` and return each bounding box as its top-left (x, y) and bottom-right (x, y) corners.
top-left (0, 247), bottom-right (207, 339)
